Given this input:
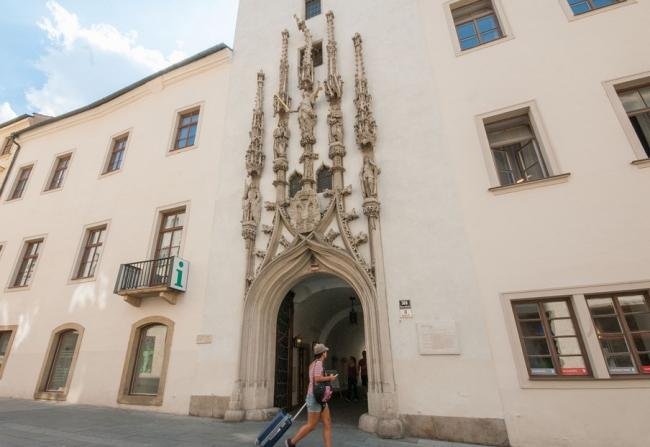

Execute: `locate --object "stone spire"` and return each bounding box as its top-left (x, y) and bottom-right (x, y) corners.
top-left (353, 33), bottom-right (377, 152)
top-left (325, 11), bottom-right (346, 190)
top-left (272, 30), bottom-right (291, 205)
top-left (242, 71), bottom-right (265, 288)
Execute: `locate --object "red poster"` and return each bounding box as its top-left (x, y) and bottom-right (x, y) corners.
top-left (641, 366), bottom-right (650, 374)
top-left (561, 368), bottom-right (588, 376)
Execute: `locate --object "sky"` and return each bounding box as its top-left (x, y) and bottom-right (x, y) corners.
top-left (0, 0), bottom-right (239, 123)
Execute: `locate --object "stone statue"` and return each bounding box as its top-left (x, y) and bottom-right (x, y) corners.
top-left (297, 83), bottom-right (323, 143)
top-left (361, 156), bottom-right (380, 198)
top-left (328, 107), bottom-right (344, 145)
top-left (242, 182), bottom-right (261, 224)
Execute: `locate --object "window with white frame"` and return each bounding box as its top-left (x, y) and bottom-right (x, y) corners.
top-left (616, 83), bottom-right (650, 159)
top-left (305, 0), bottom-right (321, 19)
top-left (484, 110), bottom-right (549, 187)
top-left (450, 0), bottom-right (504, 51)
top-left (566, 0), bottom-right (625, 16)
top-left (104, 134), bottom-right (128, 173)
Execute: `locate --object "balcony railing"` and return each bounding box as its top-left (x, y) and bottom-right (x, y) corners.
top-left (114, 256), bottom-right (189, 306)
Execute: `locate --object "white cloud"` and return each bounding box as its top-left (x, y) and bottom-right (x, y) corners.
top-left (0, 102), bottom-right (18, 122)
top-left (26, 1), bottom-right (187, 116)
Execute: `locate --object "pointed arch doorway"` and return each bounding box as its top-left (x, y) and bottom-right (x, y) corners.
top-left (273, 273), bottom-right (368, 424)
top-left (225, 238), bottom-right (403, 438)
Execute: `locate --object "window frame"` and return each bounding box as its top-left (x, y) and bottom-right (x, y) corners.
top-left (71, 223), bottom-right (109, 282)
top-left (43, 152), bottom-right (73, 192)
top-left (117, 316), bottom-right (174, 406)
top-left (101, 131), bottom-right (131, 176)
top-left (305, 0), bottom-right (322, 20)
top-left (153, 207), bottom-right (186, 261)
top-left (559, 0), bottom-right (634, 20)
top-left (34, 323), bottom-right (84, 401)
top-left (7, 164), bottom-right (34, 201)
top-left (9, 237), bottom-right (45, 289)
top-left (0, 325), bottom-right (18, 380)
top-left (476, 101), bottom-right (568, 194)
top-left (0, 138), bottom-right (13, 157)
top-left (444, 0), bottom-right (513, 56)
top-left (512, 298), bottom-right (592, 379)
top-left (603, 73), bottom-right (650, 166)
top-left (169, 105), bottom-right (203, 154)
top-left (586, 291), bottom-right (650, 377)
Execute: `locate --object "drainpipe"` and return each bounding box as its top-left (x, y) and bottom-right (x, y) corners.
top-left (0, 133), bottom-right (21, 199)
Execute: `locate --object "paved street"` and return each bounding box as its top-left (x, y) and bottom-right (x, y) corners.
top-left (0, 398), bottom-right (481, 447)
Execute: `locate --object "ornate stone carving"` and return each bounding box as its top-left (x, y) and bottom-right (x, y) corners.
top-left (294, 15), bottom-right (314, 92)
top-left (363, 198), bottom-right (381, 219)
top-left (361, 156), bottom-right (381, 199)
top-left (353, 33), bottom-right (377, 151)
top-left (344, 208), bottom-right (359, 222)
top-left (261, 225), bottom-right (273, 235)
top-left (297, 84), bottom-right (322, 147)
top-left (272, 30), bottom-right (292, 205)
top-left (288, 189), bottom-right (321, 234)
top-left (325, 11), bottom-right (346, 190)
top-left (324, 229), bottom-right (340, 245)
top-left (246, 72), bottom-right (266, 177)
top-left (279, 236), bottom-right (290, 248)
top-left (242, 181), bottom-right (262, 225)
top-left (352, 232), bottom-right (369, 247)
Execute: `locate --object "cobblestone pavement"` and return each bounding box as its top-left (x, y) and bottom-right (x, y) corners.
top-left (0, 398), bottom-right (481, 447)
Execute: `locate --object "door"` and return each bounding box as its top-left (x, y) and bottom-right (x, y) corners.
top-left (273, 292), bottom-right (294, 410)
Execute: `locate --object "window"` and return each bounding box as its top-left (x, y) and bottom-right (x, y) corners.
top-left (118, 317), bottom-right (174, 406)
top-left (317, 166), bottom-right (333, 193)
top-left (513, 299), bottom-right (590, 378)
top-left (35, 324), bottom-right (83, 401)
top-left (299, 41), bottom-right (323, 70)
top-left (485, 110), bottom-right (549, 186)
top-left (172, 109), bottom-right (200, 151)
top-left (305, 0), bottom-right (321, 19)
top-left (105, 135), bottom-right (128, 173)
top-left (567, 0), bottom-right (624, 15)
top-left (289, 173), bottom-right (303, 198)
top-left (0, 327), bottom-right (17, 379)
top-left (617, 84), bottom-right (650, 159)
top-left (12, 239), bottom-right (43, 288)
top-left (74, 226), bottom-right (107, 279)
top-left (8, 165), bottom-right (33, 200)
top-left (451, 0), bottom-right (503, 51)
top-left (45, 154), bottom-right (71, 191)
top-left (1, 138), bottom-right (12, 156)
top-left (587, 293), bottom-right (650, 376)
top-left (155, 208), bottom-right (185, 259)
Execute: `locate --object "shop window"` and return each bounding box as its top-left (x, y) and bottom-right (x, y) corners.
top-left (35, 324), bottom-right (83, 400)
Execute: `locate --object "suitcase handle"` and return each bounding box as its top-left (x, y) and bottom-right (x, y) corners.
top-left (291, 403), bottom-right (308, 422)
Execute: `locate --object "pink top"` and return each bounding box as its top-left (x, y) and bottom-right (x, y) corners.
top-left (307, 360), bottom-right (324, 395)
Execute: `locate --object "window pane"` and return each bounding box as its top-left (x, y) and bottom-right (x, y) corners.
top-left (633, 334), bottom-right (650, 353)
top-left (529, 357), bottom-right (555, 375)
top-left (46, 331), bottom-right (79, 392)
top-left (559, 356), bottom-right (588, 375)
top-left (0, 332), bottom-right (10, 364)
top-left (640, 87), bottom-right (650, 108)
top-left (460, 36), bottom-right (480, 50)
top-left (520, 321), bottom-right (545, 337)
top-left (480, 29), bottom-right (500, 44)
top-left (515, 303), bottom-right (539, 320)
top-left (588, 297), bottom-right (616, 315)
top-left (592, 0), bottom-right (617, 8)
top-left (605, 354), bottom-right (637, 374)
top-left (619, 90), bottom-right (646, 113)
top-left (543, 301), bottom-right (570, 319)
top-left (456, 22), bottom-right (477, 40)
top-left (570, 2), bottom-right (592, 14)
top-left (619, 295), bottom-right (649, 313)
top-left (548, 319), bottom-right (576, 337)
top-left (524, 339), bottom-right (550, 356)
top-left (476, 15), bottom-right (497, 32)
top-left (625, 313), bottom-right (650, 332)
top-left (592, 316), bottom-right (623, 334)
top-left (554, 337), bottom-right (582, 356)
top-left (131, 325), bottom-right (167, 395)
top-left (600, 337), bottom-right (631, 354)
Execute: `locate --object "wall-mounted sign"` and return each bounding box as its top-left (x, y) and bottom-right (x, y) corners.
top-left (399, 299), bottom-right (413, 320)
top-left (169, 257), bottom-right (189, 292)
top-left (417, 320), bottom-right (460, 355)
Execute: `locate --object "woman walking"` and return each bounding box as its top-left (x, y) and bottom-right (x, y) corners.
top-left (286, 344), bottom-right (337, 447)
top-left (346, 356), bottom-right (359, 402)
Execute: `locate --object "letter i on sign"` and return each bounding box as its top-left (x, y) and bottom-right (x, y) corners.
top-left (175, 261), bottom-right (184, 288)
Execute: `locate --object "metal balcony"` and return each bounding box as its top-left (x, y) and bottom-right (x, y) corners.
top-left (114, 256), bottom-right (189, 306)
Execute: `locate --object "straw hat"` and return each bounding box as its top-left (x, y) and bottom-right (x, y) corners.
top-left (313, 343), bottom-right (329, 355)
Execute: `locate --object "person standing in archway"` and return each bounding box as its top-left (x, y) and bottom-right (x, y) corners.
top-left (358, 350), bottom-right (368, 400)
top-left (346, 356), bottom-right (359, 402)
top-left (286, 344), bottom-right (337, 447)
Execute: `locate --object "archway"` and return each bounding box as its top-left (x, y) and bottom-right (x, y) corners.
top-left (273, 273), bottom-right (368, 424)
top-left (225, 238), bottom-right (402, 437)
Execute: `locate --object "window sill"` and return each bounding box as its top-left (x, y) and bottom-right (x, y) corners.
top-left (118, 394), bottom-right (163, 406)
top-left (99, 169), bottom-right (122, 179)
top-left (488, 173), bottom-right (571, 195)
top-left (68, 276), bottom-right (97, 285)
top-left (454, 35), bottom-right (514, 57)
top-left (631, 158), bottom-right (650, 169)
top-left (166, 144), bottom-right (199, 157)
top-left (5, 285), bottom-right (31, 293)
top-left (34, 391), bottom-right (68, 401)
top-left (521, 375), bottom-right (650, 390)
top-left (41, 187), bottom-right (63, 196)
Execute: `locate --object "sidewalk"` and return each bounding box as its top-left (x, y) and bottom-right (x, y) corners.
top-left (0, 398), bottom-right (481, 447)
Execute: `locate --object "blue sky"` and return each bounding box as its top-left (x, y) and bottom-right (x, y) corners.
top-left (0, 0), bottom-right (239, 122)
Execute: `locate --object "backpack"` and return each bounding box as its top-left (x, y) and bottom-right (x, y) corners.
top-left (311, 361), bottom-right (332, 405)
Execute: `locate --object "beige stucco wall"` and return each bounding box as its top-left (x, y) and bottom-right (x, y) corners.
top-left (0, 49), bottom-right (231, 415)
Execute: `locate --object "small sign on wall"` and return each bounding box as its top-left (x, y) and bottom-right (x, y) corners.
top-left (417, 320), bottom-right (460, 355)
top-left (399, 299), bottom-right (413, 320)
top-left (169, 257), bottom-right (189, 292)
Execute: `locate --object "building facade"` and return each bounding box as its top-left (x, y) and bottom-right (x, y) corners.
top-left (1, 1), bottom-right (650, 446)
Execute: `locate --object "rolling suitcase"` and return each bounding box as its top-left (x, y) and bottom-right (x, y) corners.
top-left (255, 402), bottom-right (307, 447)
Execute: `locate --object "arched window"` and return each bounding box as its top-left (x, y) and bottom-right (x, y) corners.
top-left (316, 166), bottom-right (333, 193)
top-left (118, 317), bottom-right (174, 406)
top-left (289, 173), bottom-right (303, 198)
top-left (35, 323), bottom-right (84, 400)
